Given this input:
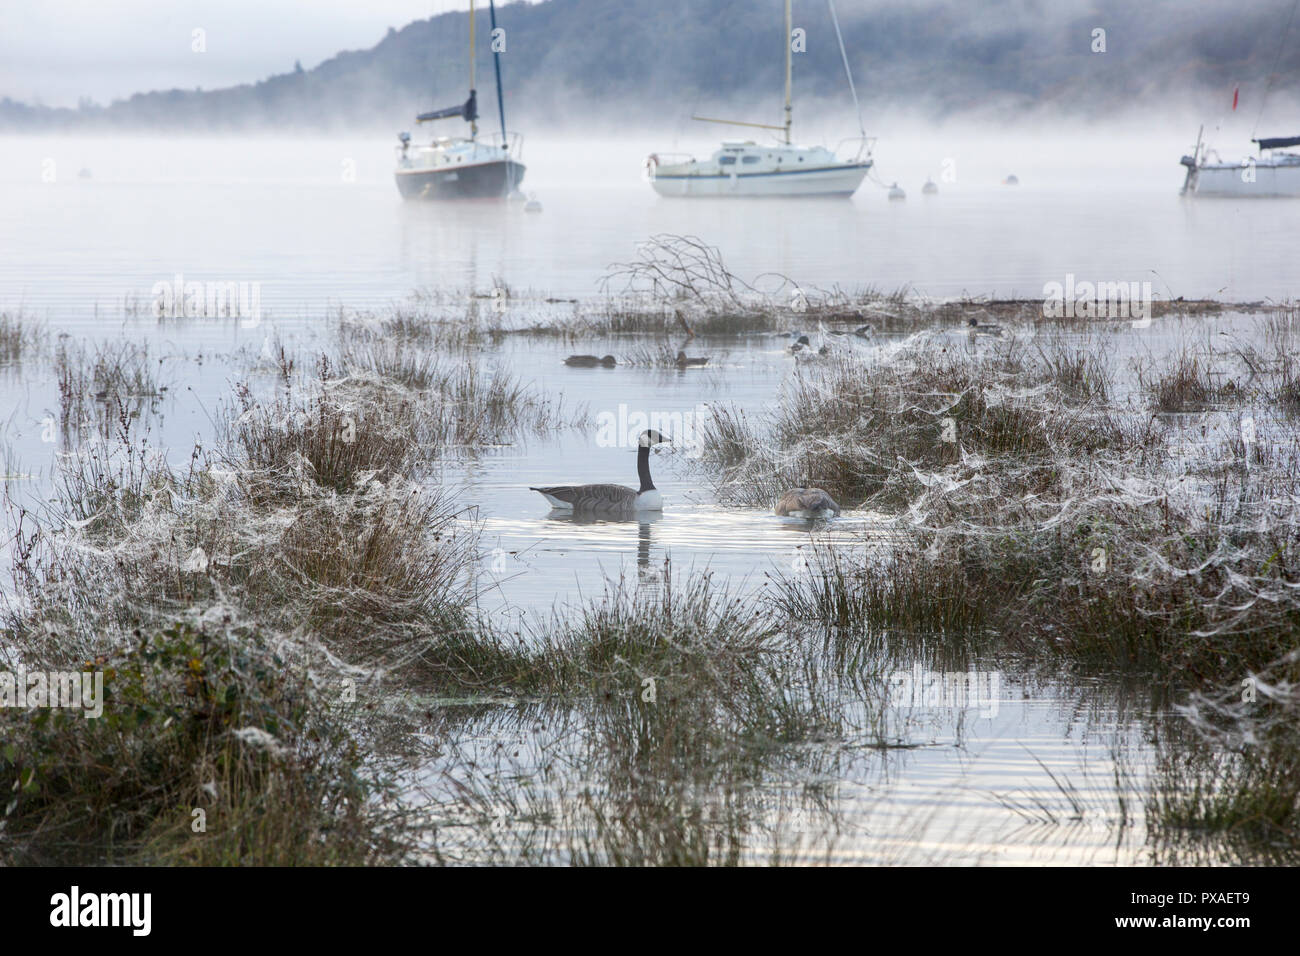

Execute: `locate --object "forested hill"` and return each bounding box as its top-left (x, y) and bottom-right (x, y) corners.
top-left (4, 0), bottom-right (1299, 131)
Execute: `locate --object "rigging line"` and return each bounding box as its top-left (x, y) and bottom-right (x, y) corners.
top-left (826, 0), bottom-right (865, 139)
top-left (1252, 0), bottom-right (1300, 138)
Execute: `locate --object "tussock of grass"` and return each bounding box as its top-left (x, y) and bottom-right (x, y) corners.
top-left (1148, 649), bottom-right (1300, 865)
top-left (699, 333), bottom-right (1128, 510)
top-left (1142, 349), bottom-right (1226, 412)
top-left (0, 620), bottom-right (402, 865)
top-left (0, 312), bottom-right (46, 365)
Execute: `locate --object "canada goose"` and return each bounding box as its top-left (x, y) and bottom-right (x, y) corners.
top-left (787, 335), bottom-right (811, 354)
top-left (531, 429), bottom-right (669, 513)
top-left (853, 324), bottom-right (874, 338)
top-left (967, 317), bottom-right (1002, 336)
top-left (675, 351), bottom-right (708, 368)
top-left (564, 354), bottom-right (617, 368)
top-left (774, 487), bottom-right (841, 518)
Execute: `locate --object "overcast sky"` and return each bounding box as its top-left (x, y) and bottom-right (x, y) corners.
top-left (0, 1), bottom-right (521, 107)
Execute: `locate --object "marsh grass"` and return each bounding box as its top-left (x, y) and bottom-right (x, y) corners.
top-left (1141, 349), bottom-right (1228, 411)
top-left (0, 336), bottom-right (488, 863)
top-left (758, 328), bottom-right (1300, 858)
top-left (1145, 648), bottom-right (1300, 863)
top-left (10, 295), bottom-right (1300, 866)
top-left (335, 303), bottom-right (505, 350)
top-left (0, 312), bottom-right (46, 366)
top-left (334, 334), bottom-right (580, 445)
top-left (55, 339), bottom-right (167, 440)
top-left (411, 570), bottom-right (889, 865)
top-left (0, 620), bottom-right (402, 865)
top-left (699, 334), bottom-right (1128, 510)
top-left (1149, 741), bottom-right (1299, 865)
top-left (229, 372), bottom-right (414, 497)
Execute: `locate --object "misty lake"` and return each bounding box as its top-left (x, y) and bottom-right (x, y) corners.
top-left (2, 133), bottom-right (1297, 865)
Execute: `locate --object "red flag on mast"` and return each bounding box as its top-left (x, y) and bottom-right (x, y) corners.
top-left (1233, 86), bottom-right (1239, 110)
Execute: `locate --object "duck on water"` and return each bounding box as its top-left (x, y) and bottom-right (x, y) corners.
top-left (564, 354), bottom-right (617, 368)
top-left (774, 487), bottom-right (840, 518)
top-left (531, 430), bottom-right (669, 514)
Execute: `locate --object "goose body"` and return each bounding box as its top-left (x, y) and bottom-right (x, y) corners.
top-left (564, 354), bottom-right (617, 368)
top-left (531, 430), bottom-right (668, 514)
top-left (675, 351), bottom-right (709, 368)
top-left (774, 487), bottom-right (840, 518)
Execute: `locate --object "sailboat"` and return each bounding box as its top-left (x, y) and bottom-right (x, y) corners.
top-left (1179, 3), bottom-right (1300, 198)
top-left (1180, 125), bottom-right (1300, 198)
top-left (646, 0), bottom-right (872, 198)
top-left (395, 0), bottom-right (525, 200)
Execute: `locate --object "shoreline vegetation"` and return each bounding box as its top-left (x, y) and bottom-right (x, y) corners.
top-left (1, 251), bottom-right (1298, 865)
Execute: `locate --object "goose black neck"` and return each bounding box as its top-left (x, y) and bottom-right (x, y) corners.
top-left (637, 443), bottom-right (655, 492)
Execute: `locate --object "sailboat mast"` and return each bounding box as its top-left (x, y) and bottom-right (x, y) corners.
top-left (783, 0), bottom-right (793, 144)
top-left (490, 0), bottom-right (508, 145)
top-left (469, 0), bottom-right (478, 138)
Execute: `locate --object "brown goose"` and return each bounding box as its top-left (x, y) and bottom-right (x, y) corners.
top-left (564, 354), bottom-right (617, 368)
top-left (531, 430), bottom-right (669, 513)
top-left (774, 487), bottom-right (840, 518)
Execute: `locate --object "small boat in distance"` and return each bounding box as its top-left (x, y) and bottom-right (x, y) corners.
top-left (395, 0), bottom-right (525, 200)
top-left (646, 0), bottom-right (872, 198)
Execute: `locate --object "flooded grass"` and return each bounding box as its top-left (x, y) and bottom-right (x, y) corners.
top-left (0, 312), bottom-right (46, 366)
top-left (698, 331), bottom-right (1133, 510)
top-left (54, 339), bottom-right (168, 440)
top-left (4, 293), bottom-right (1299, 865)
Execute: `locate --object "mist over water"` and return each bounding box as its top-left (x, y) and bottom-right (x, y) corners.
top-left (2, 120), bottom-right (1295, 337)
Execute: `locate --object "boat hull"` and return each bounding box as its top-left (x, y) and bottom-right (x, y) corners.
top-left (395, 159), bottom-right (525, 200)
top-left (1184, 159), bottom-right (1300, 198)
top-left (649, 161), bottom-right (871, 198)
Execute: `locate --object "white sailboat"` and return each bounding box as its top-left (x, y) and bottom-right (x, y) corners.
top-left (395, 0), bottom-right (525, 200)
top-left (646, 0), bottom-right (873, 198)
top-left (1179, 4), bottom-right (1300, 198)
top-left (1180, 125), bottom-right (1300, 198)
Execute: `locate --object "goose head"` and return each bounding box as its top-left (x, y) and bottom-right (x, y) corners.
top-left (638, 429), bottom-right (670, 448)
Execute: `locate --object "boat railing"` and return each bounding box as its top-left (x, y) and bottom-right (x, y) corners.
top-left (484, 130), bottom-right (525, 160)
top-left (835, 135), bottom-right (876, 163)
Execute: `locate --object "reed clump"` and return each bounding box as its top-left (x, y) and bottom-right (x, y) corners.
top-left (699, 333), bottom-right (1128, 510)
top-left (0, 312), bottom-right (46, 365)
top-left (0, 619), bottom-right (402, 865)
